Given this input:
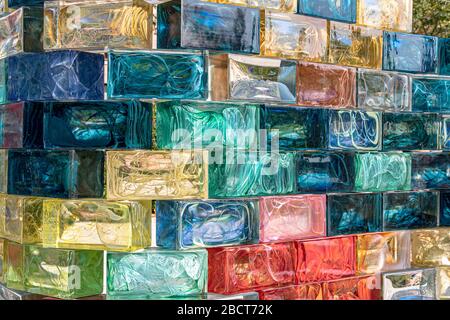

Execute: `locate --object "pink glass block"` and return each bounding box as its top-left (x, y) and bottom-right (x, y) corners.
top-left (258, 283), bottom-right (324, 300)
top-left (0, 102), bottom-right (25, 148)
top-left (323, 275), bottom-right (381, 300)
top-left (259, 195), bottom-right (326, 243)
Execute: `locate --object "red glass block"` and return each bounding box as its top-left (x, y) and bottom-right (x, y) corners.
top-left (296, 236), bottom-right (356, 283)
top-left (259, 283), bottom-right (324, 300)
top-left (323, 275), bottom-right (381, 300)
top-left (0, 102), bottom-right (26, 148)
top-left (208, 242), bottom-right (297, 294)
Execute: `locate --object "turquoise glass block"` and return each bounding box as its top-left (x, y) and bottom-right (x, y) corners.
top-left (411, 76), bottom-right (450, 113)
top-left (107, 249), bottom-right (208, 299)
top-left (439, 38), bottom-right (450, 76)
top-left (383, 31), bottom-right (438, 74)
top-left (8, 0), bottom-right (45, 7)
top-left (327, 193), bottom-right (382, 236)
top-left (155, 101), bottom-right (259, 150)
top-left (440, 191), bottom-right (450, 226)
top-left (354, 152), bottom-right (411, 192)
top-left (412, 152), bottom-right (450, 189)
top-left (382, 112), bottom-right (440, 151)
top-left (295, 152), bottom-right (355, 193)
top-left (107, 50), bottom-right (207, 100)
top-left (7, 150), bottom-right (104, 198)
top-left (156, 199), bottom-right (259, 249)
top-left (297, 0), bottom-right (356, 23)
top-left (43, 100), bottom-right (152, 149)
top-left (157, 0), bottom-right (260, 54)
top-left (383, 191), bottom-right (438, 231)
top-left (443, 116), bottom-right (450, 151)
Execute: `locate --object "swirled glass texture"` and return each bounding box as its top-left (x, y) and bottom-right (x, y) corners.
top-left (439, 38), bottom-right (450, 76)
top-left (258, 283), bottom-right (323, 300)
top-left (0, 150), bottom-right (7, 194)
top-left (205, 0), bottom-right (296, 12)
top-left (411, 228), bottom-right (450, 267)
top-left (8, 0), bottom-right (45, 7)
top-left (297, 0), bottom-right (356, 23)
top-left (411, 152), bottom-right (450, 189)
top-left (0, 282), bottom-right (42, 300)
top-left (440, 191), bottom-right (450, 227)
top-left (357, 0), bottom-right (412, 32)
top-left (324, 275), bottom-right (381, 300)
top-left (442, 115), bottom-right (450, 150)
top-left (438, 267), bottom-right (450, 299)
top-left (412, 76), bottom-right (450, 113)
top-left (382, 268), bottom-right (437, 300)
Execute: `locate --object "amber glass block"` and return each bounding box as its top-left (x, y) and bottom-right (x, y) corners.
top-left (411, 228), bottom-right (450, 267)
top-left (329, 21), bottom-right (383, 69)
top-left (204, 0), bottom-right (296, 12)
top-left (357, 0), bottom-right (412, 32)
top-left (323, 275), bottom-right (381, 300)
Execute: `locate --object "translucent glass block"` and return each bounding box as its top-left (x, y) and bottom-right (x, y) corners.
top-left (8, 0), bottom-right (45, 7)
top-left (440, 191), bottom-right (450, 227)
top-left (208, 242), bottom-right (296, 294)
top-left (258, 283), bottom-right (324, 300)
top-left (107, 249), bottom-right (207, 299)
top-left (208, 151), bottom-right (296, 198)
top-left (260, 12), bottom-right (328, 62)
top-left (0, 150), bottom-right (6, 193)
top-left (383, 192), bottom-right (438, 231)
top-left (107, 50), bottom-right (207, 100)
top-left (0, 7), bottom-right (43, 60)
top-left (0, 282), bottom-right (43, 300)
top-left (411, 76), bottom-right (450, 113)
top-left (329, 22), bottom-right (383, 69)
top-left (357, 0), bottom-right (412, 32)
top-left (411, 152), bottom-right (450, 189)
top-left (42, 199), bottom-right (152, 251)
top-left (382, 268), bottom-right (437, 300)
top-left (354, 152), bottom-right (412, 192)
top-left (439, 38), bottom-right (450, 76)
top-left (411, 228), bottom-right (450, 267)
top-left (297, 0), bottom-right (356, 23)
top-left (383, 32), bottom-right (438, 74)
top-left (44, 0), bottom-right (153, 50)
top-left (442, 115), bottom-right (450, 150)
top-left (0, 238), bottom-right (4, 283)
top-left (156, 199), bottom-right (259, 249)
top-left (328, 109), bottom-right (381, 151)
top-left (438, 267), bottom-right (450, 300)
top-left (259, 194), bottom-right (326, 242)
top-left (324, 275), bottom-right (381, 300)
top-left (5, 242), bottom-right (103, 298)
top-left (356, 231), bottom-right (411, 274)
top-left (157, 0), bottom-right (260, 54)
top-left (209, 54), bottom-right (297, 103)
top-left (382, 112), bottom-right (440, 151)
top-left (155, 101), bottom-right (259, 150)
top-left (106, 150), bottom-right (208, 200)
top-left (327, 193), bottom-right (382, 236)
top-left (295, 152), bottom-right (355, 193)
top-left (297, 62), bottom-right (356, 108)
top-left (296, 236), bottom-right (356, 283)
top-left (357, 69), bottom-right (411, 112)
top-left (207, 291), bottom-right (259, 300)
top-left (0, 50), bottom-right (104, 103)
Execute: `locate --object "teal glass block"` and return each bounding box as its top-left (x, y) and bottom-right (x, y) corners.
top-left (155, 101), bottom-right (259, 150)
top-left (354, 152), bottom-right (411, 192)
top-left (383, 191), bottom-right (438, 231)
top-left (297, 0), bottom-right (356, 23)
top-left (8, 0), bottom-right (45, 7)
top-left (382, 112), bottom-right (440, 151)
top-left (440, 191), bottom-right (450, 226)
top-left (327, 193), bottom-right (382, 236)
top-left (107, 50), bottom-right (207, 100)
top-left (412, 76), bottom-right (450, 113)
top-left (412, 152), bottom-right (450, 189)
top-left (439, 38), bottom-right (450, 76)
top-left (156, 199), bottom-right (259, 249)
top-left (442, 115), bottom-right (450, 150)
top-left (107, 249), bottom-right (208, 299)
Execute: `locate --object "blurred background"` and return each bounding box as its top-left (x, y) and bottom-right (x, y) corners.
top-left (414, 0), bottom-right (450, 37)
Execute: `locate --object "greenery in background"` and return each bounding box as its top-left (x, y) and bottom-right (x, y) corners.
top-left (413, 0), bottom-right (450, 37)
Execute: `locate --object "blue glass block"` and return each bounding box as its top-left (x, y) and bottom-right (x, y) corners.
top-left (439, 38), bottom-right (450, 76)
top-left (382, 112), bottom-right (440, 151)
top-left (383, 31), bottom-right (438, 74)
top-left (43, 101), bottom-right (152, 149)
top-left (411, 76), bottom-right (450, 113)
top-left (156, 199), bottom-right (259, 249)
top-left (297, 0), bottom-right (356, 23)
top-left (412, 152), bottom-right (450, 189)
top-left (0, 50), bottom-right (104, 103)
top-left (327, 193), bottom-right (382, 236)
top-left (7, 150), bottom-right (104, 198)
top-left (8, 0), bottom-right (44, 7)
top-left (383, 191), bottom-right (439, 231)
top-left (259, 106), bottom-right (328, 151)
top-left (107, 50), bottom-right (207, 100)
top-left (442, 115), bottom-right (450, 150)
top-left (295, 152), bottom-right (355, 193)
top-left (440, 191), bottom-right (450, 226)
top-left (328, 110), bottom-right (381, 151)
top-left (157, 0), bottom-right (260, 54)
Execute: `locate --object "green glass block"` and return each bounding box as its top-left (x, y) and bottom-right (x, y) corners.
top-left (354, 152), bottom-right (411, 192)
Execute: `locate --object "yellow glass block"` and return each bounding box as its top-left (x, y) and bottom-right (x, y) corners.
top-left (204, 0), bottom-right (296, 12)
top-left (357, 0), bottom-right (413, 32)
top-left (106, 150), bottom-right (208, 200)
top-left (260, 11), bottom-right (328, 62)
top-left (438, 267), bottom-right (450, 300)
top-left (412, 228), bottom-right (450, 267)
top-left (329, 21), bottom-right (383, 69)
top-left (356, 231), bottom-right (410, 274)
top-left (0, 238), bottom-right (5, 283)
top-left (42, 199), bottom-right (152, 251)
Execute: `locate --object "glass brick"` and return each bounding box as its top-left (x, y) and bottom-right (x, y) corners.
top-left (411, 76), bottom-right (450, 113)
top-left (258, 283), bottom-right (323, 300)
top-left (411, 228), bottom-right (450, 267)
top-left (0, 239), bottom-right (4, 283)
top-left (411, 152), bottom-right (450, 189)
top-left (204, 0), bottom-right (296, 12)
top-left (440, 191), bottom-right (450, 227)
top-left (357, 0), bottom-right (413, 32)
top-left (382, 268), bottom-right (437, 300)
top-left (324, 275), bottom-right (381, 300)
top-left (297, 0), bottom-right (356, 23)
top-left (438, 38), bottom-right (450, 76)
top-left (438, 267), bottom-right (450, 300)
top-left (0, 282), bottom-right (43, 300)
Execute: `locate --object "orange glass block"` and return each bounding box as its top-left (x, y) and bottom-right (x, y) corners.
top-left (323, 275), bottom-right (381, 300)
top-left (258, 283), bottom-right (324, 300)
top-left (357, 0), bottom-right (413, 32)
top-left (411, 228), bottom-right (450, 267)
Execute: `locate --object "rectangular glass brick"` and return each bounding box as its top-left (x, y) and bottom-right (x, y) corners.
top-left (411, 152), bottom-right (450, 189)
top-left (329, 22), bottom-right (383, 69)
top-left (411, 76), bottom-right (450, 113)
top-left (260, 12), bottom-right (327, 62)
top-left (382, 268), bottom-right (437, 300)
top-left (297, 0), bottom-right (356, 23)
top-left (0, 150), bottom-right (7, 193)
top-left (207, 291), bottom-right (259, 300)
top-left (107, 249), bottom-right (207, 299)
top-left (209, 54), bottom-right (297, 103)
top-left (0, 238), bottom-right (4, 283)
top-left (324, 275), bottom-right (381, 300)
top-left (259, 194), bottom-right (326, 242)
top-left (106, 150), bottom-right (208, 200)
top-left (8, 0), bottom-right (45, 7)
top-left (438, 267), bottom-right (450, 300)
top-left (442, 115), bottom-right (450, 150)
top-left (208, 242), bottom-right (296, 294)
top-left (156, 199), bottom-right (259, 249)
top-left (357, 0), bottom-right (413, 32)
top-left (383, 32), bottom-right (438, 74)
top-left (0, 282), bottom-right (43, 300)
top-left (258, 283), bottom-right (323, 300)
top-left (440, 191), bottom-right (450, 227)
top-left (42, 199), bottom-right (152, 251)
top-left (157, 0), bottom-right (260, 54)
top-left (412, 228), bottom-right (450, 267)
top-left (204, 0), bottom-right (296, 12)
top-left (439, 38), bottom-right (450, 76)
top-left (107, 50), bottom-right (207, 100)
top-left (44, 0), bottom-right (153, 50)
